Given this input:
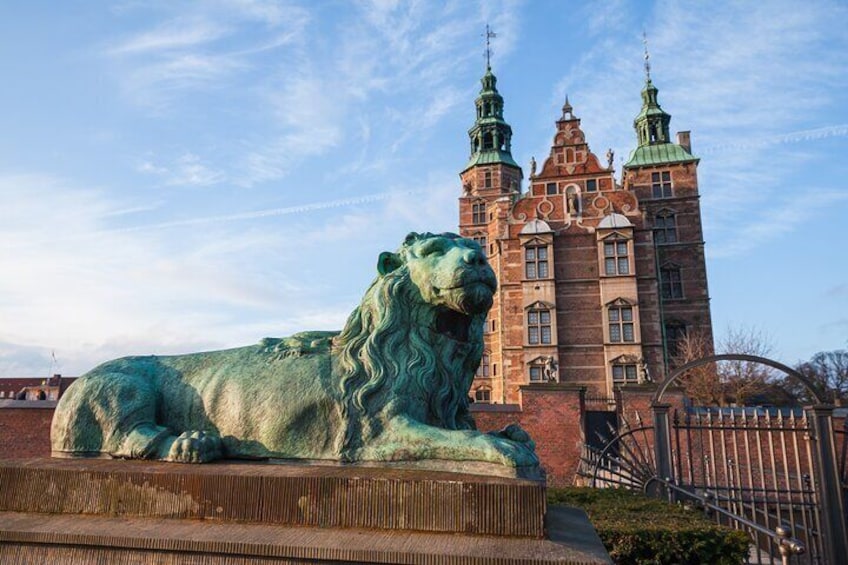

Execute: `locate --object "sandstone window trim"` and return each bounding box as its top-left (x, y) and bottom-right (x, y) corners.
top-left (526, 304), bottom-right (553, 346)
top-left (606, 298), bottom-right (637, 344)
top-left (471, 201), bottom-right (487, 225)
top-left (524, 242), bottom-right (550, 280)
top-left (601, 233), bottom-right (631, 276)
top-left (473, 386), bottom-right (492, 403)
top-left (476, 351), bottom-right (491, 378)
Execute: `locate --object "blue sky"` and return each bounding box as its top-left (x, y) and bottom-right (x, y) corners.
top-left (1, 0), bottom-right (846, 377)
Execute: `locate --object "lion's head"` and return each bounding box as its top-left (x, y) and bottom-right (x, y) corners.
top-left (334, 232), bottom-right (496, 455)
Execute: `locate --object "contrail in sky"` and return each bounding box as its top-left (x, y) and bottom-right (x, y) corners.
top-left (699, 124), bottom-right (848, 154)
top-left (112, 189), bottom-right (427, 233)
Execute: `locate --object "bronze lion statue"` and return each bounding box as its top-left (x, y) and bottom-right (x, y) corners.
top-left (51, 232), bottom-right (539, 476)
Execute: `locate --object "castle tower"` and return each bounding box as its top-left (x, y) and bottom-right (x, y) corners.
top-left (458, 53), bottom-right (713, 405)
top-left (622, 72), bottom-right (714, 370)
top-left (458, 63), bottom-right (523, 404)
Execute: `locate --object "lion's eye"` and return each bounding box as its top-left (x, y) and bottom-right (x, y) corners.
top-left (419, 240), bottom-right (446, 256)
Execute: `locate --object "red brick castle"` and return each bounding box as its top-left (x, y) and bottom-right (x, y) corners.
top-left (458, 62), bottom-right (713, 405)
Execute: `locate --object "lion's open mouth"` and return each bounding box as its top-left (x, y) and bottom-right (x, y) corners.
top-left (435, 308), bottom-right (472, 343)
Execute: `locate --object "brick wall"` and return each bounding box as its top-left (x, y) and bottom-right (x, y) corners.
top-left (0, 402), bottom-right (55, 459)
top-left (472, 384), bottom-right (585, 487)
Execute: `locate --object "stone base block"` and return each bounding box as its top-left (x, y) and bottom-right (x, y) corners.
top-left (0, 459), bottom-right (611, 564)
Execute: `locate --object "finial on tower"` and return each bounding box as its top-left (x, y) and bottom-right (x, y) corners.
top-left (643, 31), bottom-right (651, 81)
top-left (483, 24), bottom-right (497, 69)
top-left (562, 95), bottom-right (573, 119)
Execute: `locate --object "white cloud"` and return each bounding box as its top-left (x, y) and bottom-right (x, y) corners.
top-left (109, 18), bottom-right (229, 55)
top-left (138, 153), bottom-right (225, 187)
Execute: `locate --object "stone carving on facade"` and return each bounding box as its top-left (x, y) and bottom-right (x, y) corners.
top-left (544, 356), bottom-right (559, 383)
top-left (51, 233), bottom-right (539, 475)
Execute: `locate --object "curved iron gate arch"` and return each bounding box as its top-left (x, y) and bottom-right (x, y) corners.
top-left (653, 353), bottom-right (828, 405)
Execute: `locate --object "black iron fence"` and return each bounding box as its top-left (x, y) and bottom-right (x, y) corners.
top-left (578, 355), bottom-right (848, 565)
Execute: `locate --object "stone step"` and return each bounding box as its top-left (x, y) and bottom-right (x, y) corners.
top-left (0, 507), bottom-right (611, 565)
top-left (0, 458), bottom-right (545, 538)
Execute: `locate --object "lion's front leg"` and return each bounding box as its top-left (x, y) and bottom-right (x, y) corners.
top-left (363, 416), bottom-right (538, 469)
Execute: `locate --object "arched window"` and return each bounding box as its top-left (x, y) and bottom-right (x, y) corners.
top-left (566, 186), bottom-right (581, 215)
top-left (654, 211), bottom-right (677, 244)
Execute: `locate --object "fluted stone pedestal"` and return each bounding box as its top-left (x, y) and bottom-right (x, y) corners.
top-left (0, 459), bottom-right (610, 564)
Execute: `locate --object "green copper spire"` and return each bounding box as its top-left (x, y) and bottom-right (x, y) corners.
top-left (462, 64), bottom-right (519, 171)
top-left (624, 41), bottom-right (697, 169)
top-left (634, 79), bottom-right (672, 146)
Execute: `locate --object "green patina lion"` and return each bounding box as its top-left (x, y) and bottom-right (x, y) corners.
top-left (51, 232), bottom-right (539, 474)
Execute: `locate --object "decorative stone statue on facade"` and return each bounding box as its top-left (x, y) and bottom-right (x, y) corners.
top-left (544, 356), bottom-right (559, 383)
top-left (51, 233), bottom-right (539, 475)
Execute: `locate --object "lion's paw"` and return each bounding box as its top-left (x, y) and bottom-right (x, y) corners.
top-left (495, 423), bottom-right (534, 446)
top-left (485, 426), bottom-right (538, 468)
top-left (166, 431), bottom-right (223, 463)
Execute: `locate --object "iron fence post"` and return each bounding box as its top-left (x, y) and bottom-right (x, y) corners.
top-left (652, 402), bottom-right (674, 500)
top-left (808, 404), bottom-right (848, 565)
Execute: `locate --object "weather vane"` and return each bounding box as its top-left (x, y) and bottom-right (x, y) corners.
top-left (643, 31), bottom-right (651, 81)
top-left (484, 24), bottom-right (497, 68)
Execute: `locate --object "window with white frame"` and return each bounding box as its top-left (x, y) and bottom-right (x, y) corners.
top-left (525, 244), bottom-right (549, 279)
top-left (651, 171), bottom-right (672, 198)
top-left (608, 303), bottom-right (635, 343)
top-left (603, 236), bottom-right (630, 276)
top-left (472, 202), bottom-right (486, 224)
top-left (474, 387), bottom-right (491, 403)
top-left (529, 366), bottom-right (545, 382)
top-left (471, 234), bottom-right (487, 254)
top-left (484, 170), bottom-right (492, 188)
top-left (612, 364), bottom-right (639, 384)
top-left (476, 352), bottom-right (490, 378)
top-left (527, 307), bottom-right (552, 345)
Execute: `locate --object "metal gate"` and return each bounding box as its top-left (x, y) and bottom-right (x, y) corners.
top-left (579, 354), bottom-right (848, 565)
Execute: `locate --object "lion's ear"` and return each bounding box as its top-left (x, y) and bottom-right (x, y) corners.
top-left (377, 252), bottom-right (402, 276)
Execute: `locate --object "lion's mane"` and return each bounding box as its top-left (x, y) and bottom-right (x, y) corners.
top-left (333, 233), bottom-right (483, 455)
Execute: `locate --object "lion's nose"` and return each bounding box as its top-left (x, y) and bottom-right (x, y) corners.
top-left (463, 248), bottom-right (486, 267)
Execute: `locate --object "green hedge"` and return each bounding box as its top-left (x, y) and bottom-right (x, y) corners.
top-left (548, 487), bottom-right (750, 565)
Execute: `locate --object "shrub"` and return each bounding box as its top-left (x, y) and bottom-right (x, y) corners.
top-left (548, 487), bottom-right (750, 565)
